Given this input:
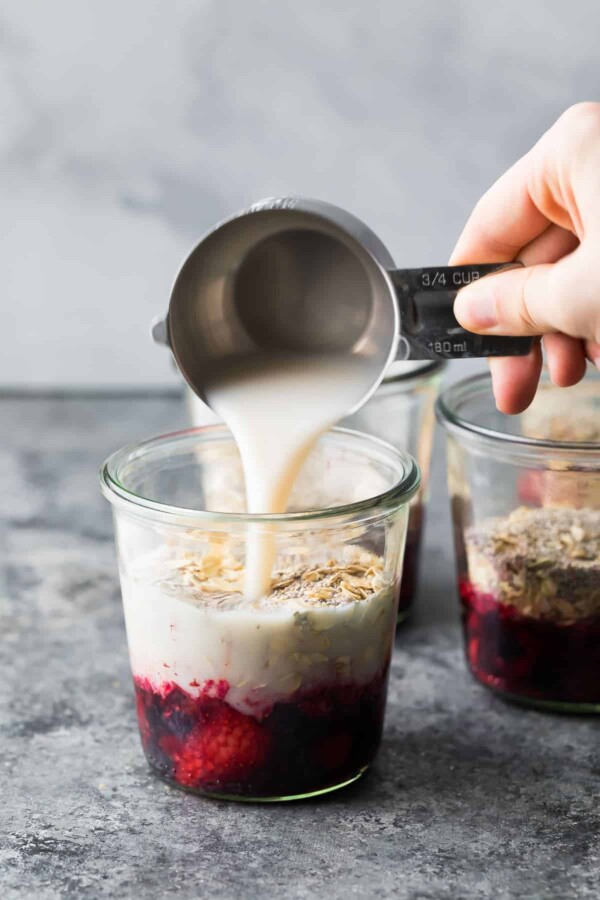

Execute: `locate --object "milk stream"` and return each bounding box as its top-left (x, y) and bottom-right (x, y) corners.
top-left (205, 353), bottom-right (370, 600)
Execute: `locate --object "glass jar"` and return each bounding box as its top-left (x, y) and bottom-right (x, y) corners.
top-left (341, 361), bottom-right (444, 620)
top-left (437, 370), bottom-right (600, 713)
top-left (100, 426), bottom-right (420, 800)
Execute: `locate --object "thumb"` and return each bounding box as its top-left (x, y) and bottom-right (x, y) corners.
top-left (453, 249), bottom-right (600, 344)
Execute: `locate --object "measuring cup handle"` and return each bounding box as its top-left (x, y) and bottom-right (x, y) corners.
top-left (391, 262), bottom-right (533, 361)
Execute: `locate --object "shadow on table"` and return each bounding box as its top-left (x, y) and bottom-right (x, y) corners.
top-left (292, 706), bottom-right (597, 814)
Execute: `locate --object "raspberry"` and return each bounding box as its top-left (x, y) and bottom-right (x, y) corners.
top-left (133, 671), bottom-right (389, 796)
top-left (172, 702), bottom-right (269, 787)
top-left (517, 470), bottom-right (543, 506)
top-left (135, 690), bottom-right (151, 746)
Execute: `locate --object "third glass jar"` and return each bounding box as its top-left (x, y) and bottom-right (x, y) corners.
top-left (437, 370), bottom-right (600, 713)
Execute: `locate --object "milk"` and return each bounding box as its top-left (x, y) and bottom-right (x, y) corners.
top-left (204, 352), bottom-right (372, 600)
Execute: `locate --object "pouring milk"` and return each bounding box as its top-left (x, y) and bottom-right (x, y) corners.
top-left (205, 352), bottom-right (372, 600)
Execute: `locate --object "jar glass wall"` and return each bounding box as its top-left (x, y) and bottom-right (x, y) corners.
top-left (341, 361), bottom-right (444, 620)
top-left (437, 370), bottom-right (600, 713)
top-left (101, 426), bottom-right (420, 800)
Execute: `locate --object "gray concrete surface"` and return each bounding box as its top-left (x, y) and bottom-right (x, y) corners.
top-left (1, 393), bottom-right (599, 899)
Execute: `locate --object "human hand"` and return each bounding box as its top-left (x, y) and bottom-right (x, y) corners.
top-left (450, 102), bottom-right (600, 413)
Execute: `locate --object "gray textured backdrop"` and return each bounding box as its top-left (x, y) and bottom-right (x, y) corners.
top-left (2, 0), bottom-right (598, 388)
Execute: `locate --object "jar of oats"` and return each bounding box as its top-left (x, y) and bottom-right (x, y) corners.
top-left (437, 368), bottom-right (600, 713)
top-left (101, 426), bottom-right (420, 800)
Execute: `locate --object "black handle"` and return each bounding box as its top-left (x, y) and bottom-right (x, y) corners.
top-left (392, 263), bottom-right (533, 360)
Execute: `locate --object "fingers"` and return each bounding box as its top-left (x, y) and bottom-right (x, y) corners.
top-left (454, 263), bottom-right (553, 335)
top-left (543, 333), bottom-right (587, 386)
top-left (454, 245), bottom-right (599, 343)
top-left (488, 225), bottom-right (584, 391)
top-left (453, 221), bottom-right (579, 335)
top-left (449, 153), bottom-right (549, 264)
top-left (449, 103), bottom-right (600, 414)
top-left (518, 223), bottom-right (579, 267)
top-left (488, 342), bottom-right (543, 415)
top-left (489, 333), bottom-right (587, 413)
top-left (450, 103), bottom-right (600, 267)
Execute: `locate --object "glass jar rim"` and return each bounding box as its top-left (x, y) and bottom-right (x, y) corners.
top-left (383, 359), bottom-right (445, 384)
top-left (436, 370), bottom-right (600, 456)
top-left (100, 424), bottom-right (421, 525)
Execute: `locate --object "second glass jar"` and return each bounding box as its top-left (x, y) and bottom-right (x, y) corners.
top-left (341, 361), bottom-right (444, 620)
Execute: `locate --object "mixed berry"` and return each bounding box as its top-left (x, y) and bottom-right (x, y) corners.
top-left (457, 506), bottom-right (600, 708)
top-left (459, 580), bottom-right (600, 706)
top-left (134, 669), bottom-right (389, 798)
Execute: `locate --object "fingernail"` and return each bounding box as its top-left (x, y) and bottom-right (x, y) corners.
top-left (455, 289), bottom-right (498, 330)
top-left (593, 356), bottom-right (600, 370)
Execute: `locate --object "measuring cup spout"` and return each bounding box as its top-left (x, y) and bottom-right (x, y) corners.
top-left (150, 316), bottom-right (169, 347)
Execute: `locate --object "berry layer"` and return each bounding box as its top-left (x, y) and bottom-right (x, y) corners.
top-left (460, 580), bottom-right (600, 705)
top-left (135, 670), bottom-right (388, 797)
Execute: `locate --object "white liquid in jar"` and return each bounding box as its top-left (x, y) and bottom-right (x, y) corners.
top-left (205, 353), bottom-right (371, 600)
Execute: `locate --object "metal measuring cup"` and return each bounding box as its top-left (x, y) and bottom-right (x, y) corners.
top-left (152, 197), bottom-right (530, 411)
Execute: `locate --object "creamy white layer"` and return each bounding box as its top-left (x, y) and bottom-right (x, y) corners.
top-left (120, 553), bottom-right (397, 717)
